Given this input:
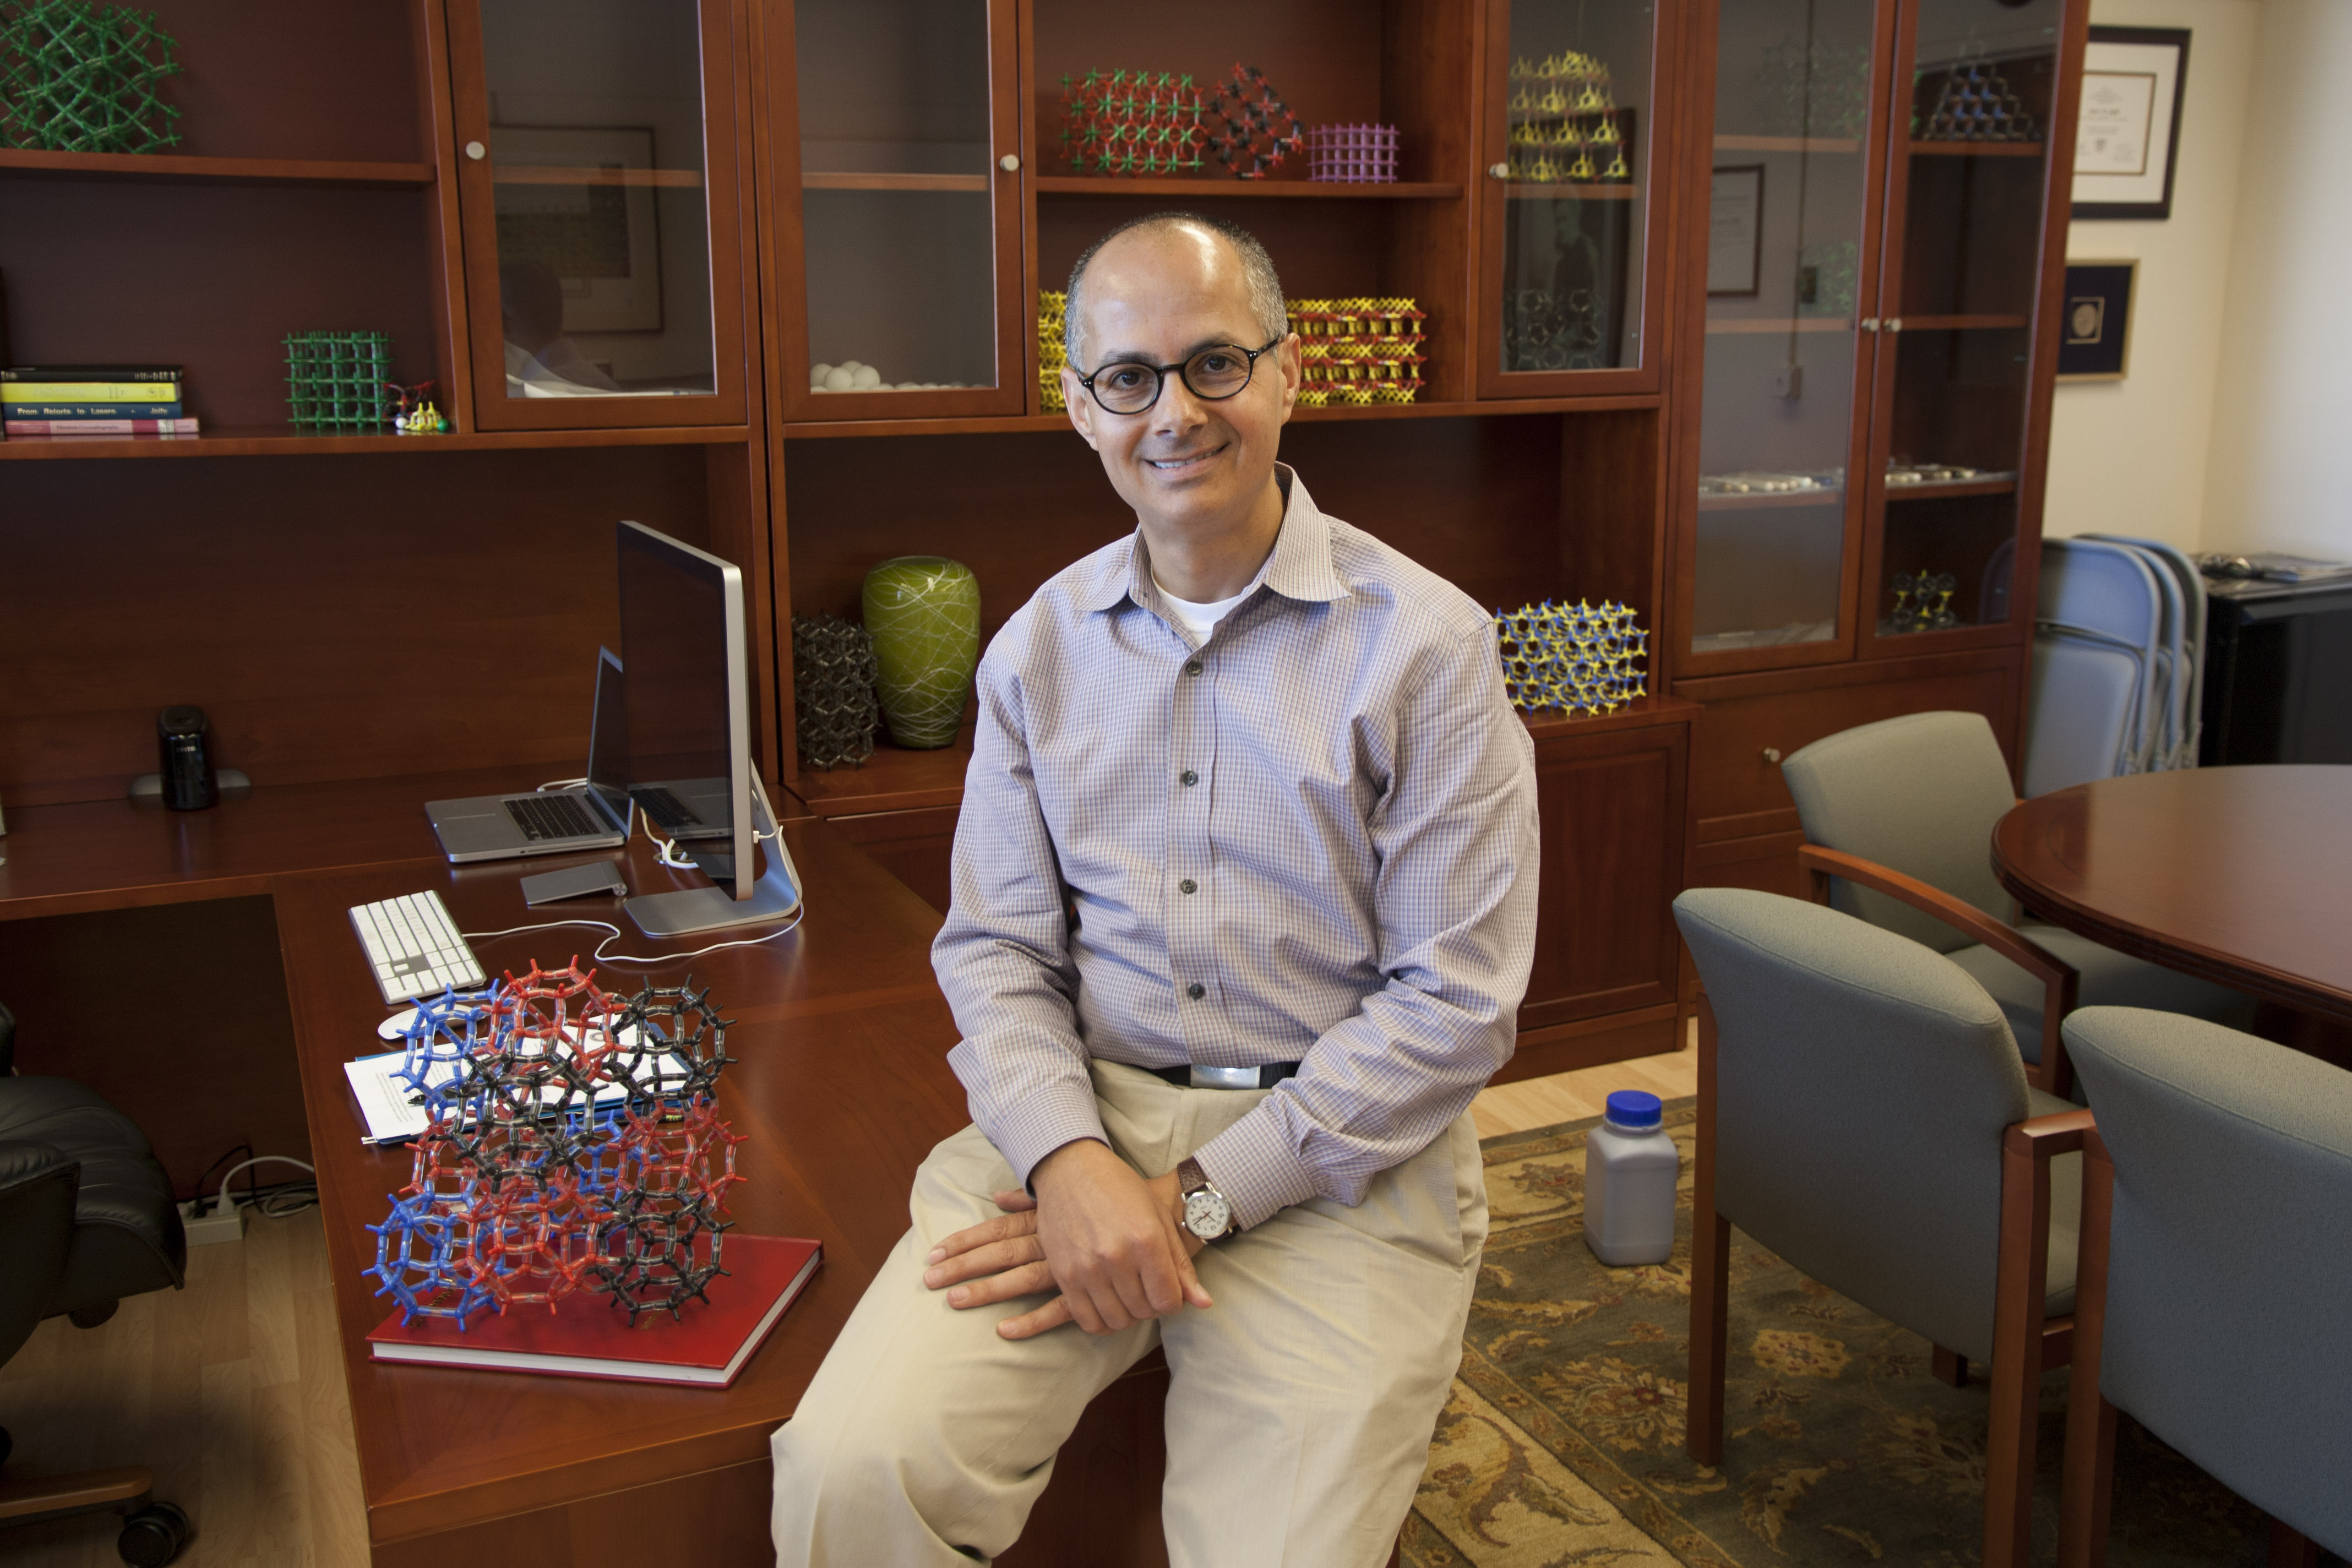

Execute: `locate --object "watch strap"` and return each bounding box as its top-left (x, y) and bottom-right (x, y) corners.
top-left (1176, 1156), bottom-right (1235, 1237)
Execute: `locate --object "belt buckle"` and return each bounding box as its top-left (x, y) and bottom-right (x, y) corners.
top-left (1188, 1064), bottom-right (1261, 1091)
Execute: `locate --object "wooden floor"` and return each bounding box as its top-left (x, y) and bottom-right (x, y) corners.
top-left (0, 1046), bottom-right (1691, 1566)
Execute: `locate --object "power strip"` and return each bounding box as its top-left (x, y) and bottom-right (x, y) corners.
top-left (178, 1197), bottom-right (247, 1247)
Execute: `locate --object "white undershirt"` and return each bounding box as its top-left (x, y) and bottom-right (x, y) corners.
top-left (1153, 576), bottom-right (1253, 642)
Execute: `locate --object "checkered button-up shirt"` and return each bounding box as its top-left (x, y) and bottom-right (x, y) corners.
top-left (934, 469), bottom-right (1539, 1230)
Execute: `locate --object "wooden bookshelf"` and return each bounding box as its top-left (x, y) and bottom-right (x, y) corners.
top-left (0, 148), bottom-right (434, 187)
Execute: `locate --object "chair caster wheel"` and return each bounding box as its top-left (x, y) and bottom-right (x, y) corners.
top-left (117, 1500), bottom-right (189, 1566)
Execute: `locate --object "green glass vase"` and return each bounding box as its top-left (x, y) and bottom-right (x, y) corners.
top-left (862, 556), bottom-right (980, 749)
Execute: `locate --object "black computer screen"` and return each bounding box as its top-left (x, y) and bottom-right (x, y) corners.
top-left (615, 524), bottom-right (739, 864)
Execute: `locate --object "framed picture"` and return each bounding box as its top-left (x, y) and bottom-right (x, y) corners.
top-left (2057, 260), bottom-right (2137, 381)
top-left (491, 124), bottom-right (666, 333)
top-left (1707, 165), bottom-right (1764, 297)
top-left (2072, 27), bottom-right (2189, 220)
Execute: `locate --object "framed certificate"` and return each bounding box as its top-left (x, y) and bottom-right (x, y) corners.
top-left (2072, 27), bottom-right (2188, 220)
top-left (1706, 166), bottom-right (1763, 298)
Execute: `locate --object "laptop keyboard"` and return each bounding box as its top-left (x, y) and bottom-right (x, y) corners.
top-left (504, 793), bottom-right (602, 842)
top-left (631, 787), bottom-right (703, 831)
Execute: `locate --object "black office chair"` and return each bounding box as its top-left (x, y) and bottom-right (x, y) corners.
top-left (0, 1001), bottom-right (194, 1565)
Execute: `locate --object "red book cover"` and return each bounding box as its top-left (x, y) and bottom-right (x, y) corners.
top-left (367, 1234), bottom-right (821, 1388)
top-left (4, 417), bottom-right (202, 435)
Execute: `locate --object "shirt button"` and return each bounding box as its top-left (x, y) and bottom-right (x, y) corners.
top-left (1186, 982), bottom-right (1205, 1000)
top-left (1179, 878), bottom-right (1197, 895)
top-left (1179, 769), bottom-right (1198, 787)
top-left (1183, 658), bottom-right (1204, 677)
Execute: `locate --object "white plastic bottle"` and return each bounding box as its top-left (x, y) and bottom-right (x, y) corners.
top-left (1583, 1090), bottom-right (1679, 1266)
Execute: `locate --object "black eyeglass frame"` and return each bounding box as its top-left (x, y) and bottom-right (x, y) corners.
top-left (1071, 335), bottom-right (1289, 415)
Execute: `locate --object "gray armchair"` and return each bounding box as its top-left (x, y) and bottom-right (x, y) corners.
top-left (2058, 1008), bottom-right (2352, 1567)
top-left (1674, 888), bottom-right (2090, 1568)
top-left (1780, 710), bottom-right (2256, 1098)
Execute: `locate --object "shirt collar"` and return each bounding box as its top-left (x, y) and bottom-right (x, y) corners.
top-left (1080, 465), bottom-right (1351, 616)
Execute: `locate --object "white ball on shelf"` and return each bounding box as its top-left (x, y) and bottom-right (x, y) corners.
top-left (852, 364), bottom-right (882, 389)
top-left (839, 360), bottom-right (864, 373)
top-left (823, 366), bottom-right (856, 391)
top-left (810, 362), bottom-right (834, 382)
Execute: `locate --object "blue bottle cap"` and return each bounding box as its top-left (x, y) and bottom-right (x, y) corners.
top-left (1605, 1090), bottom-right (1663, 1128)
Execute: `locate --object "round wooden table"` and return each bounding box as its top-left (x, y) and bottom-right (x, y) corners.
top-left (1991, 766), bottom-right (2352, 1026)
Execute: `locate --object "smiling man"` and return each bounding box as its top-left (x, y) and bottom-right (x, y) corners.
top-left (770, 213), bottom-right (1538, 1567)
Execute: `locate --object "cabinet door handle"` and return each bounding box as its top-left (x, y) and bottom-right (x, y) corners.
top-left (1488, 162), bottom-right (1510, 180)
top-left (1859, 317), bottom-right (1879, 332)
top-left (1886, 317), bottom-right (1904, 333)
top-left (998, 154), bottom-right (1021, 172)
top-left (465, 140), bottom-right (486, 161)
top-left (1761, 747), bottom-right (1782, 764)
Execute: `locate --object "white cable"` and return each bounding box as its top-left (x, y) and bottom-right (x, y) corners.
top-left (460, 908), bottom-right (804, 966)
top-left (213, 1155), bottom-right (318, 1216)
top-left (537, 776), bottom-right (588, 792)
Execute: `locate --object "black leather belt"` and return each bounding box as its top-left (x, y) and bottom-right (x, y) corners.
top-left (1147, 1061), bottom-right (1302, 1090)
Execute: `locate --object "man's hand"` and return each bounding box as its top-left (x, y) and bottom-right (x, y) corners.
top-left (922, 1141), bottom-right (1211, 1340)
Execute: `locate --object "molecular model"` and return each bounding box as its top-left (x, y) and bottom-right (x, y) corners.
top-left (0, 0), bottom-right (181, 154)
top-left (1287, 298), bottom-right (1426, 406)
top-left (1058, 68), bottom-right (1208, 177)
top-left (1917, 51), bottom-right (2040, 143)
top-left (1037, 288), bottom-right (1069, 412)
top-left (1504, 50), bottom-right (1632, 184)
top-left (1305, 122), bottom-right (1398, 184)
top-left (364, 963), bottom-right (745, 1330)
top-left (1887, 569), bottom-right (1960, 634)
top-left (1494, 600), bottom-right (1649, 717)
top-left (793, 611), bottom-right (879, 770)
top-left (1209, 63), bottom-right (1300, 179)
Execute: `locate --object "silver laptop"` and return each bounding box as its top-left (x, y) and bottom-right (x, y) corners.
top-left (424, 649), bottom-right (634, 863)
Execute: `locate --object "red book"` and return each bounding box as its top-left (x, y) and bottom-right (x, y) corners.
top-left (367, 1234), bottom-right (821, 1387)
top-left (4, 417), bottom-right (202, 435)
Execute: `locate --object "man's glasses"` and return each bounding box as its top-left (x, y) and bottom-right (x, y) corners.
top-left (1072, 336), bottom-right (1286, 416)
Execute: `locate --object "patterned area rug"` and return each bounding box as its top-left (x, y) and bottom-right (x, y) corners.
top-left (1404, 1099), bottom-right (2266, 1568)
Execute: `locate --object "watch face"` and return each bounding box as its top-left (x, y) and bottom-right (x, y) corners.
top-left (1184, 1188), bottom-right (1232, 1240)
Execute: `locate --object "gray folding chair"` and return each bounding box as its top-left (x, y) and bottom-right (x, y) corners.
top-left (2029, 538), bottom-right (2167, 792)
top-left (1781, 711), bottom-right (2257, 1096)
top-left (2078, 536), bottom-right (2206, 769)
top-left (2059, 1008), bottom-right (2352, 1567)
top-left (1675, 887), bottom-right (2088, 1568)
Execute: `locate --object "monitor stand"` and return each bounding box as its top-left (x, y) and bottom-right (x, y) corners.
top-left (624, 781), bottom-right (803, 939)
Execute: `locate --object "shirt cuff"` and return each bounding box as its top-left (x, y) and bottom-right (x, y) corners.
top-left (982, 1075), bottom-right (1112, 1192)
top-left (1191, 1105), bottom-right (1320, 1232)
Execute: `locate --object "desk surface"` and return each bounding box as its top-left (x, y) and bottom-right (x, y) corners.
top-left (280, 821), bottom-right (967, 1549)
top-left (1991, 766), bottom-right (2352, 1025)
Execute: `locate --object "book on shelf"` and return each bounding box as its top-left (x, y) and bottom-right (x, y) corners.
top-left (4, 417), bottom-right (202, 436)
top-left (3, 401), bottom-right (186, 420)
top-left (366, 1233), bottom-right (823, 1387)
top-left (2, 380), bottom-right (181, 402)
top-left (1, 364), bottom-right (182, 383)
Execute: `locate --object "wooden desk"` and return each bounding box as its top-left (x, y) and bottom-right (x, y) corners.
top-left (0, 774), bottom-right (973, 1561)
top-left (1991, 766), bottom-right (2352, 1026)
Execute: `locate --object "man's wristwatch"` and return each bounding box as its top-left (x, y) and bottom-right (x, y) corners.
top-left (1177, 1157), bottom-right (1237, 1241)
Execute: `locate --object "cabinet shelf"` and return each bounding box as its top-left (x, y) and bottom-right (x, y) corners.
top-left (1894, 314), bottom-right (2029, 331)
top-left (781, 394), bottom-right (1663, 440)
top-left (1712, 135), bottom-right (1861, 154)
top-left (0, 424), bottom-right (748, 461)
top-left (1502, 182), bottom-right (1639, 200)
top-left (494, 165), bottom-right (704, 188)
top-left (1033, 176), bottom-right (1462, 199)
top-left (1882, 475), bottom-right (2018, 500)
top-left (1907, 139), bottom-right (2044, 158)
top-left (1706, 317), bottom-right (1853, 334)
top-left (802, 171), bottom-right (987, 192)
top-left (0, 148), bottom-right (434, 187)
top-left (1697, 487), bottom-right (1845, 511)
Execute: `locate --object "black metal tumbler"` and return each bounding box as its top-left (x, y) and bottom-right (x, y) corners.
top-left (157, 705), bottom-right (219, 810)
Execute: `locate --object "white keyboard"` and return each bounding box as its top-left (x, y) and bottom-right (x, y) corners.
top-left (349, 891), bottom-right (488, 1005)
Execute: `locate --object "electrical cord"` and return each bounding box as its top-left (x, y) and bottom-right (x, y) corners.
top-left (212, 1155), bottom-right (320, 1221)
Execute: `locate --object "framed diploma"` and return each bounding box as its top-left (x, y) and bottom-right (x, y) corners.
top-left (2073, 27), bottom-right (2188, 220)
top-left (1706, 166), bottom-right (1764, 298)
top-left (2057, 260), bottom-right (2137, 382)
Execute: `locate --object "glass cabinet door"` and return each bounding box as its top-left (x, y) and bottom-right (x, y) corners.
top-left (1684, 0), bottom-right (1888, 662)
top-left (782, 0), bottom-right (1022, 419)
top-left (1478, 0), bottom-right (1668, 397)
top-left (1863, 0), bottom-right (2062, 648)
top-left (449, 0), bottom-right (747, 429)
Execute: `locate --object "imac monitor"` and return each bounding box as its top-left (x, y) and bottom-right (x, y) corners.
top-left (615, 520), bottom-right (799, 935)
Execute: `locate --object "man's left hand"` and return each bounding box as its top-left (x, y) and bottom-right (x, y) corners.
top-left (923, 1174), bottom-right (1206, 1340)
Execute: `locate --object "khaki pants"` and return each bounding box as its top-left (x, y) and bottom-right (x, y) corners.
top-left (770, 1060), bottom-right (1485, 1567)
